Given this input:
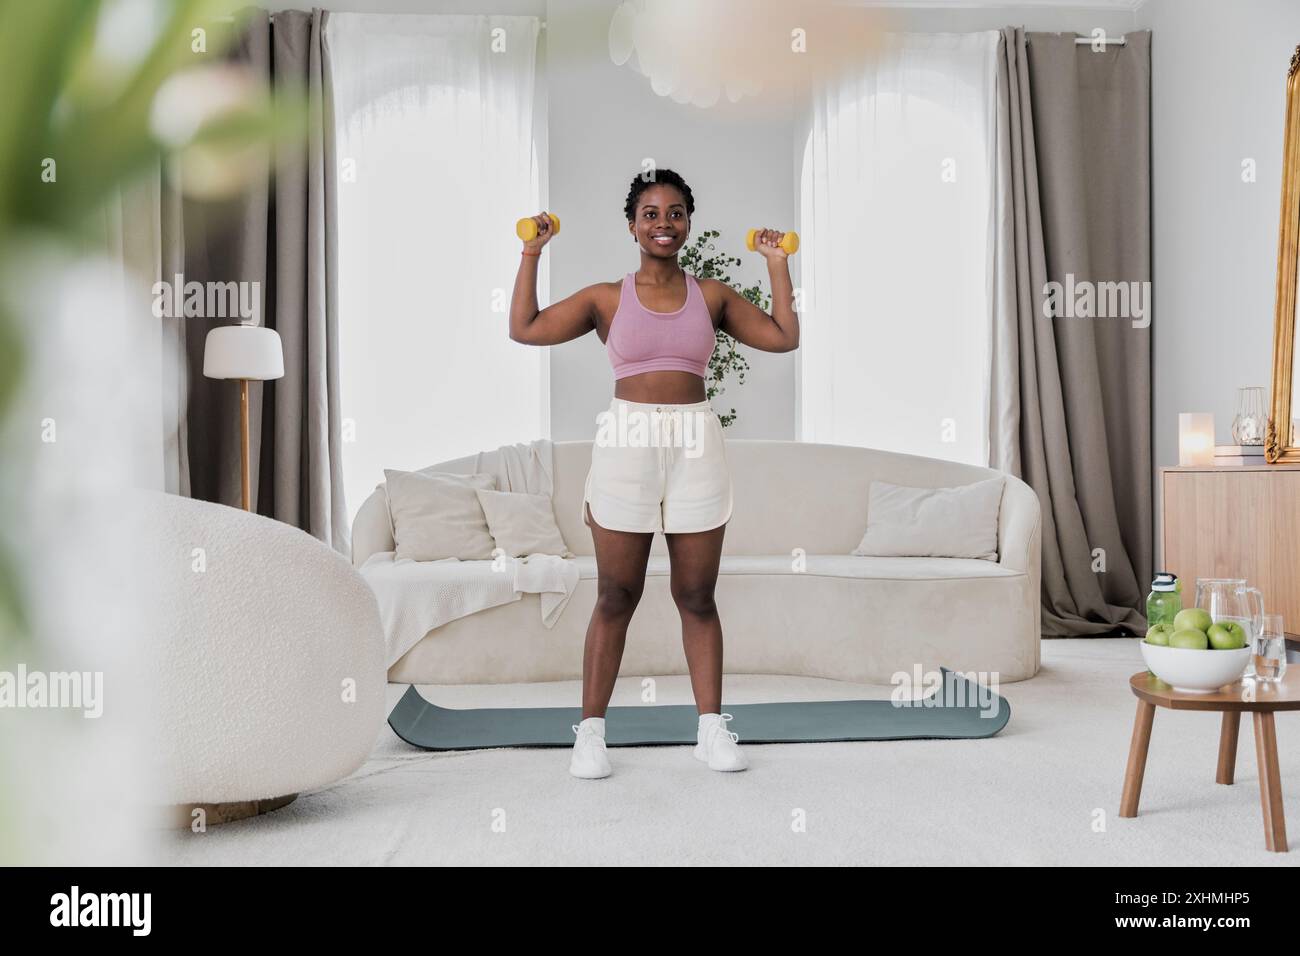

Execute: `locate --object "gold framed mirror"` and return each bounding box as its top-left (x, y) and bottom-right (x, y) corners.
top-left (1267, 45), bottom-right (1300, 462)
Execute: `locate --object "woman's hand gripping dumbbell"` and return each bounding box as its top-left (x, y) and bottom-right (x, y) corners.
top-left (746, 227), bottom-right (799, 258)
top-left (517, 212), bottom-right (560, 255)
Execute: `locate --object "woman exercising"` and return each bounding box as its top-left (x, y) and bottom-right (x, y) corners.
top-left (509, 169), bottom-right (799, 779)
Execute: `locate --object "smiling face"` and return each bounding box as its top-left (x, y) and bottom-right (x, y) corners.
top-left (629, 183), bottom-right (689, 257)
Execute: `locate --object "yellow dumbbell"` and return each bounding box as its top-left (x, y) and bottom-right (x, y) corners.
top-left (516, 213), bottom-right (561, 242)
top-left (746, 228), bottom-right (799, 256)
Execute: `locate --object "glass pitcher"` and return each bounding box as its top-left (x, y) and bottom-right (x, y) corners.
top-left (1194, 578), bottom-right (1265, 677)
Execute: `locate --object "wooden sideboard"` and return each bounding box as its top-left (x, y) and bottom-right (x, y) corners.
top-left (1161, 464), bottom-right (1300, 639)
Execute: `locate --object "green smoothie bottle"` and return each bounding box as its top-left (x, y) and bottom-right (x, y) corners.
top-left (1144, 573), bottom-right (1181, 676)
top-left (1146, 572), bottom-right (1182, 629)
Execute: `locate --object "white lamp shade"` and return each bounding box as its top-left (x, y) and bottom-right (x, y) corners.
top-left (203, 325), bottom-right (285, 381)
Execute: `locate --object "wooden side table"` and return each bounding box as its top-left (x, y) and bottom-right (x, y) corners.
top-left (1120, 670), bottom-right (1299, 852)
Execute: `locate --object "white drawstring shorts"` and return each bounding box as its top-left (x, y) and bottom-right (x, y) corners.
top-left (581, 397), bottom-right (734, 534)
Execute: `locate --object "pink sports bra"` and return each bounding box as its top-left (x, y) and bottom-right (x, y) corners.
top-left (607, 272), bottom-right (716, 380)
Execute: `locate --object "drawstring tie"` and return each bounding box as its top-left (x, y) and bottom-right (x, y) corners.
top-left (655, 406), bottom-right (676, 470)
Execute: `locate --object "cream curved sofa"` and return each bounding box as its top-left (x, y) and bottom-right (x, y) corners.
top-left (354, 440), bottom-right (1041, 686)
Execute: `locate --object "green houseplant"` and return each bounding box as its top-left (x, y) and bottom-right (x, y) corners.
top-left (678, 228), bottom-right (770, 428)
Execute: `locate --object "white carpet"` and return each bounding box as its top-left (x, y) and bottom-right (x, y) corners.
top-left (150, 639), bottom-right (1300, 865)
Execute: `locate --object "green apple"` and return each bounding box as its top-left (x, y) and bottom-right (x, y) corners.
top-left (1145, 623), bottom-right (1173, 646)
top-left (1207, 620), bottom-right (1247, 650)
top-left (1173, 608), bottom-right (1213, 633)
top-left (1170, 628), bottom-right (1210, 650)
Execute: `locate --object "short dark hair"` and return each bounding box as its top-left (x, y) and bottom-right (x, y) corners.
top-left (624, 168), bottom-right (695, 223)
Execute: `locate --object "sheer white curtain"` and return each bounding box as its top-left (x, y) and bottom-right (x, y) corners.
top-left (326, 13), bottom-right (544, 523)
top-left (799, 32), bottom-right (998, 466)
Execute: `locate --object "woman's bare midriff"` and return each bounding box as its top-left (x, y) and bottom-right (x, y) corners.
top-left (614, 370), bottom-right (707, 404)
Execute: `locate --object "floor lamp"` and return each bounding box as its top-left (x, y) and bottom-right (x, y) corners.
top-left (202, 324), bottom-right (285, 511)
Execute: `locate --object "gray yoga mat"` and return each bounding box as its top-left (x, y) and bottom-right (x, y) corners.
top-left (389, 667), bottom-right (1009, 750)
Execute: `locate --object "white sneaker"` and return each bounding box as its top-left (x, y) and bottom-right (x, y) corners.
top-left (694, 713), bottom-right (748, 772)
top-left (569, 717), bottom-right (611, 779)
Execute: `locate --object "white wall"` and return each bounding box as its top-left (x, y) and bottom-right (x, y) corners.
top-left (1138, 0), bottom-right (1298, 472)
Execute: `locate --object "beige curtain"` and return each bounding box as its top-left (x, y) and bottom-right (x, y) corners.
top-left (990, 28), bottom-right (1152, 636)
top-left (169, 9), bottom-right (348, 553)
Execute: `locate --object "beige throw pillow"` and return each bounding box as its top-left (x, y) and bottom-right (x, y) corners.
top-left (852, 477), bottom-right (1004, 561)
top-left (476, 489), bottom-right (573, 558)
top-left (383, 469), bottom-right (498, 562)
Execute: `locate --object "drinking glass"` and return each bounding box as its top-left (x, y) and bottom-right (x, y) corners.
top-left (1254, 614), bottom-right (1287, 683)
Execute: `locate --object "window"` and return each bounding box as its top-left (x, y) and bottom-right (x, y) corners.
top-left (327, 13), bottom-right (544, 522)
top-left (799, 32), bottom-right (998, 466)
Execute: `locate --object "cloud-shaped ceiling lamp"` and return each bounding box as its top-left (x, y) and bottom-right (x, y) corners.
top-left (608, 0), bottom-right (768, 109)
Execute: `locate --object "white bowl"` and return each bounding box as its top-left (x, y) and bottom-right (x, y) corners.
top-left (1140, 642), bottom-right (1250, 693)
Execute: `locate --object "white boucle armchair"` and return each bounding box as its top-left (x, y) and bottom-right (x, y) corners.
top-left (145, 492), bottom-right (386, 820)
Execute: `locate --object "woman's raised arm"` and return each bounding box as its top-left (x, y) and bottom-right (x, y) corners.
top-left (510, 273), bottom-right (601, 346)
top-left (508, 212), bottom-right (599, 346)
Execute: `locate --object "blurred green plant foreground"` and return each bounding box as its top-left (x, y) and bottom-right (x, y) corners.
top-left (0, 0), bottom-right (292, 860)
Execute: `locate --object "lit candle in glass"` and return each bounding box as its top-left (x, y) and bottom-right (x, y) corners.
top-left (1178, 413), bottom-right (1215, 466)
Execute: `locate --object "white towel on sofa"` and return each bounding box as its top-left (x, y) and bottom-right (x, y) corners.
top-left (361, 439), bottom-right (580, 667)
top-left (474, 438), bottom-right (580, 620)
top-left (361, 550), bottom-right (579, 666)
top-left (474, 439), bottom-right (556, 497)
